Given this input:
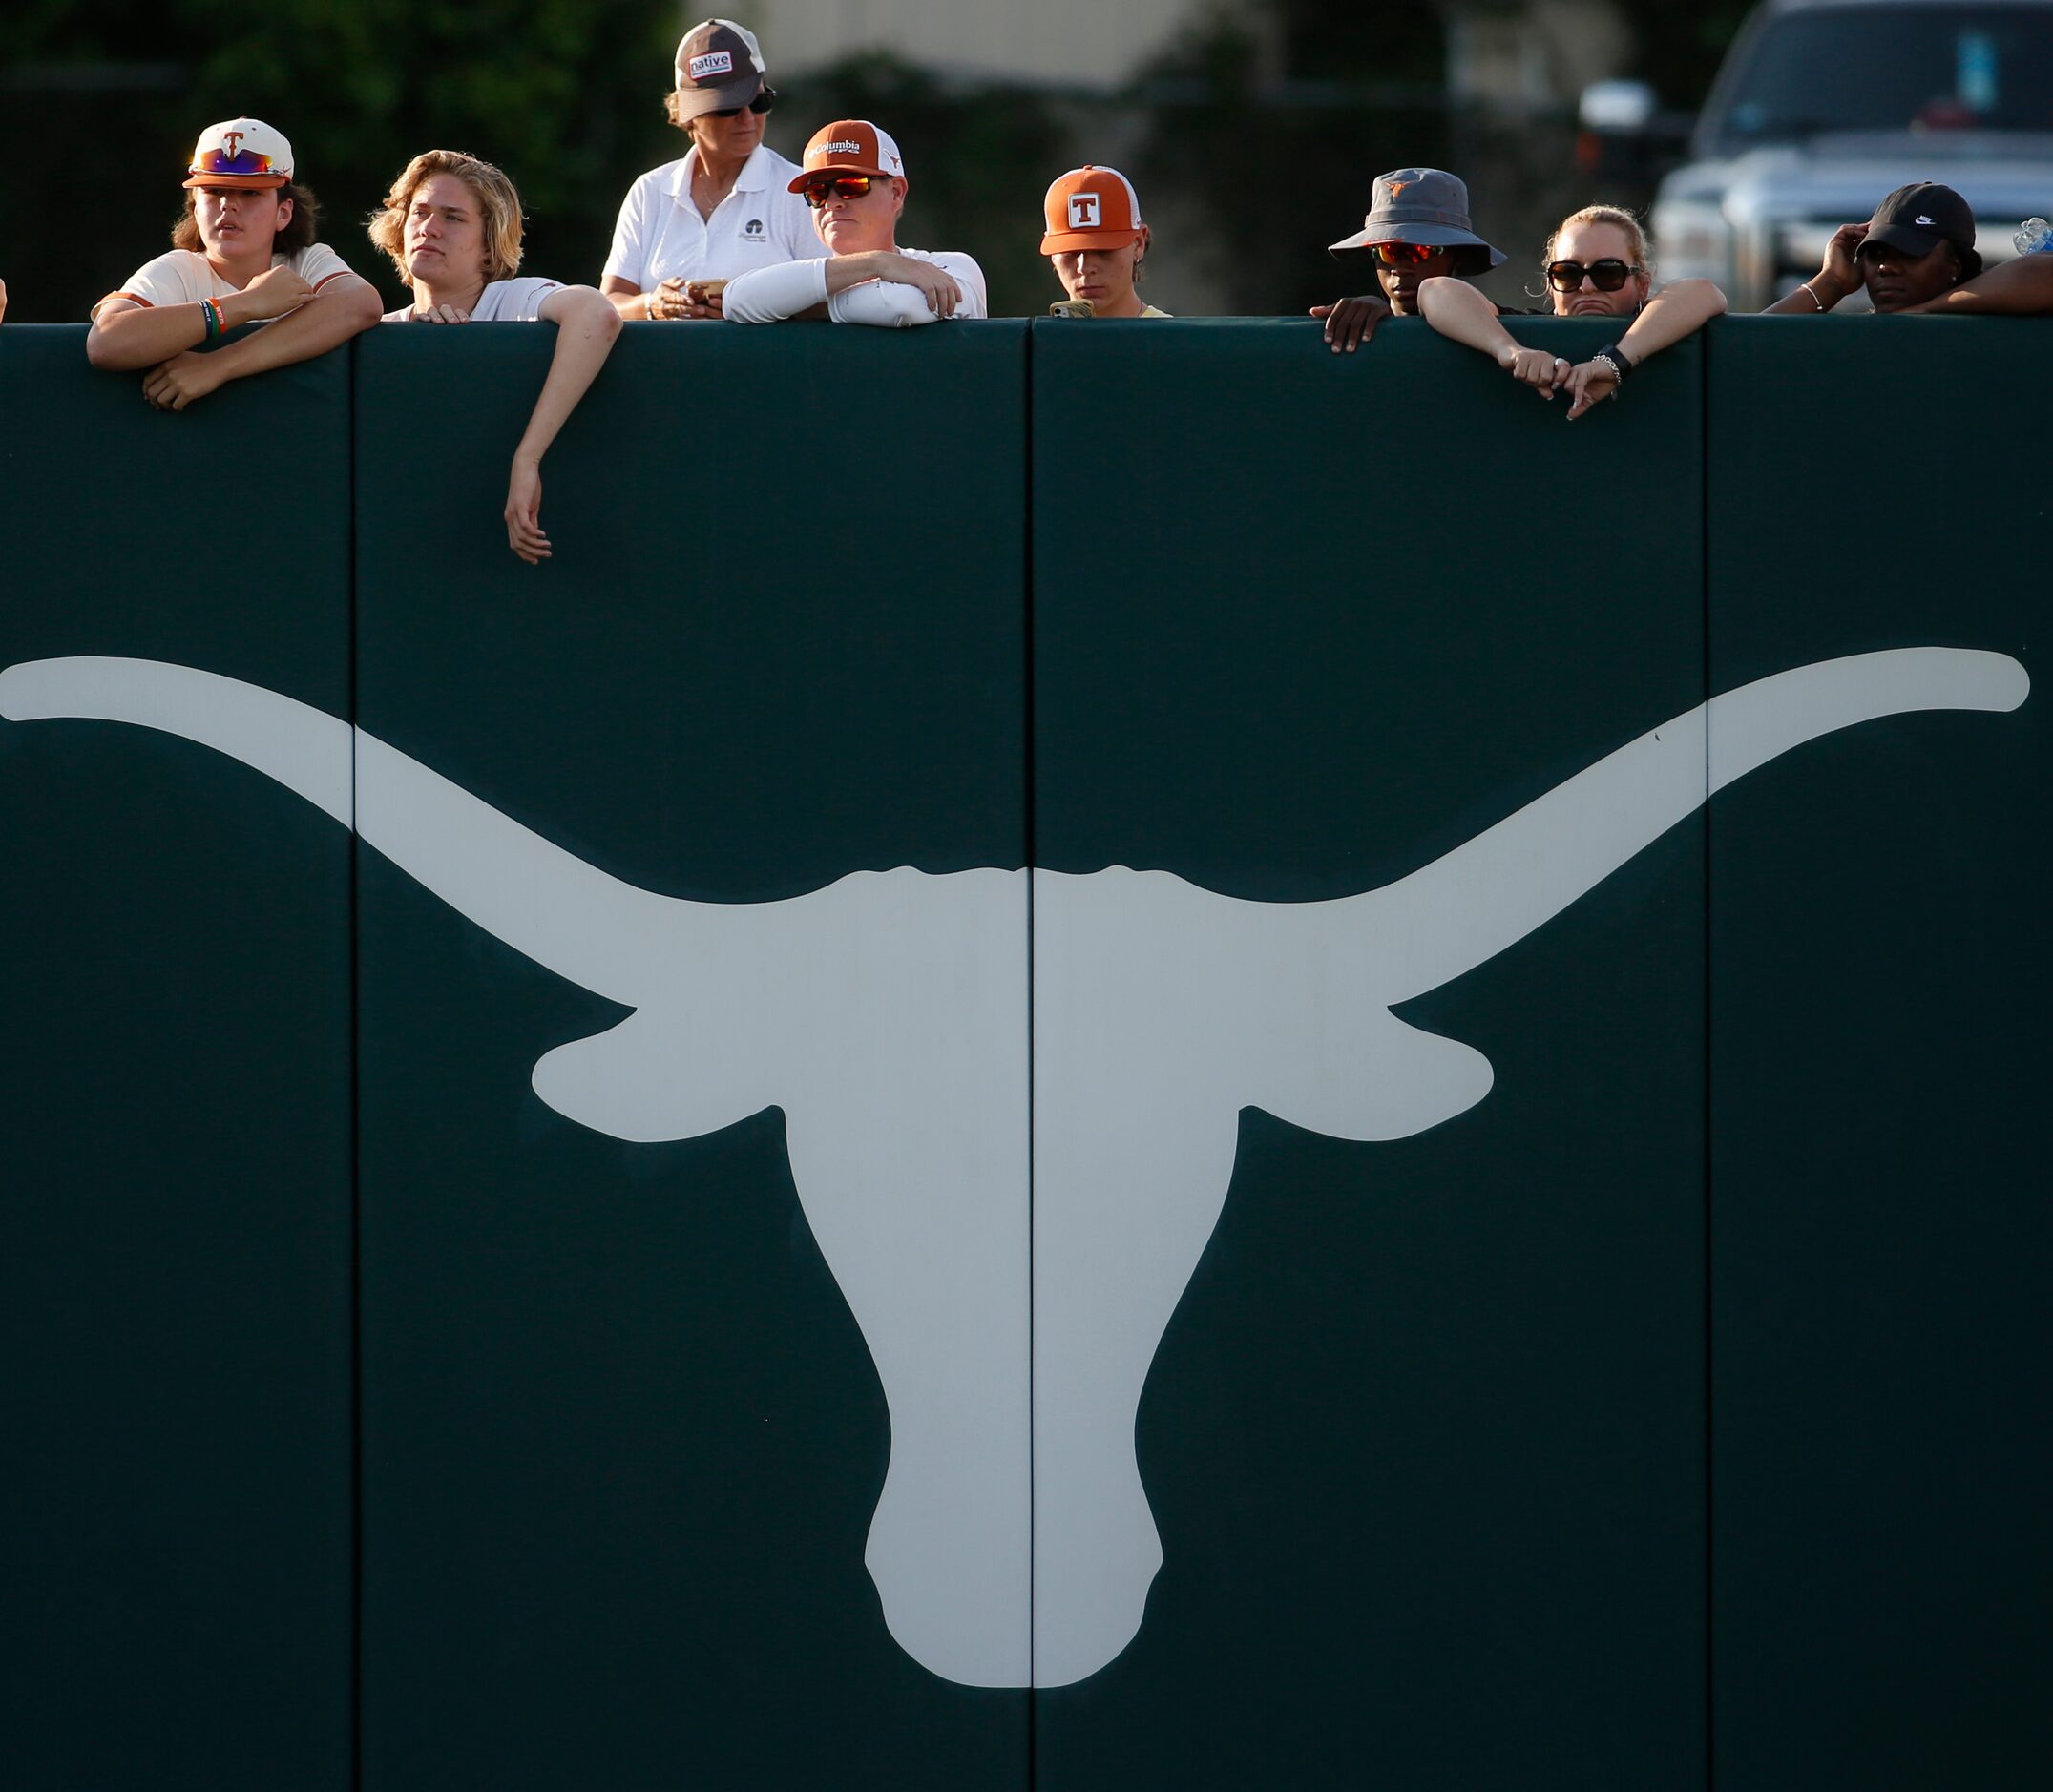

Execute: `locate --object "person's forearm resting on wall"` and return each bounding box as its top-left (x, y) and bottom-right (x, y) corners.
top-left (1561, 278), bottom-right (1728, 417)
top-left (1904, 255), bottom-right (2053, 315)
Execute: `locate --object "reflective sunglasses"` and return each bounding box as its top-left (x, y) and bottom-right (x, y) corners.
top-left (1364, 240), bottom-right (1442, 267)
top-left (709, 88), bottom-right (778, 118)
top-left (802, 175), bottom-right (884, 207)
top-left (1546, 258), bottom-right (1642, 292)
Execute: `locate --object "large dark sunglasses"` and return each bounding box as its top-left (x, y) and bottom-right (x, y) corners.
top-left (802, 175), bottom-right (883, 207)
top-left (1364, 240), bottom-right (1441, 267)
top-left (1546, 258), bottom-right (1641, 292)
top-left (709, 88), bottom-right (778, 118)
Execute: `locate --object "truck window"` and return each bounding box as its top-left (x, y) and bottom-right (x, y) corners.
top-left (1707, 5), bottom-right (2053, 150)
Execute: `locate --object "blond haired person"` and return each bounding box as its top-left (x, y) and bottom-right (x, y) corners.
top-left (1419, 205), bottom-right (1726, 418)
top-left (87, 117), bottom-right (380, 408)
top-left (601, 18), bottom-right (812, 322)
top-left (1041, 167), bottom-right (1167, 318)
top-left (369, 150), bottom-right (622, 564)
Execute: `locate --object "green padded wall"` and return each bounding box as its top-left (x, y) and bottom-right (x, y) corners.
top-left (1706, 318), bottom-right (2053, 1787)
top-left (0, 328), bottom-right (355, 1789)
top-left (1030, 319), bottom-right (1707, 1787)
top-left (349, 322), bottom-right (1031, 1790)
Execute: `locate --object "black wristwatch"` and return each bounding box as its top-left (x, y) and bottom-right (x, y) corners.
top-left (1592, 342), bottom-right (1635, 385)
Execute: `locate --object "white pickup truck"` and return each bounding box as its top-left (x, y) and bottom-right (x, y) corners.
top-left (1643, 0), bottom-right (2053, 307)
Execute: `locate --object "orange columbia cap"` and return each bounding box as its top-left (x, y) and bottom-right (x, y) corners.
top-left (1040, 166), bottom-right (1144, 253)
top-left (182, 117), bottom-right (294, 190)
top-left (788, 119), bottom-right (906, 191)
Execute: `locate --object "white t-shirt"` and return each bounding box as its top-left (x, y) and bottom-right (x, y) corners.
top-left (94, 243), bottom-right (357, 319)
top-left (602, 144), bottom-right (814, 291)
top-left (724, 248), bottom-right (990, 327)
top-left (381, 277), bottom-right (563, 323)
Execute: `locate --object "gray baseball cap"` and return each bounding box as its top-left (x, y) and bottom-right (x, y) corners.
top-left (1329, 168), bottom-right (1505, 267)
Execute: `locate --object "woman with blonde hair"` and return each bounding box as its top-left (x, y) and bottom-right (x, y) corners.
top-left (368, 149), bottom-right (622, 564)
top-left (600, 18), bottom-right (813, 321)
top-left (1419, 203), bottom-right (1726, 417)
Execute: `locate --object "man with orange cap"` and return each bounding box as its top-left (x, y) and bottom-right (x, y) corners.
top-left (1041, 167), bottom-right (1168, 319)
top-left (723, 120), bottom-right (986, 325)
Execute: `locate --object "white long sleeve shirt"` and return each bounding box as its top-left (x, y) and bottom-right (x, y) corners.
top-left (723, 248), bottom-right (988, 327)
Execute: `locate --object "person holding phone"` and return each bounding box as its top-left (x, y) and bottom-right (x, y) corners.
top-left (600, 18), bottom-right (813, 322)
top-left (1418, 204), bottom-right (1726, 417)
top-left (1041, 167), bottom-right (1168, 318)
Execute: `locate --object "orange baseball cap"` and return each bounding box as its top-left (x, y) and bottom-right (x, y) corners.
top-left (1041, 166), bottom-right (1144, 253)
top-left (182, 117), bottom-right (294, 190)
top-left (788, 119), bottom-right (906, 191)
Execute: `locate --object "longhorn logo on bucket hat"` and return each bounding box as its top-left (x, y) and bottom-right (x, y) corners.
top-left (0, 644), bottom-right (2027, 1688)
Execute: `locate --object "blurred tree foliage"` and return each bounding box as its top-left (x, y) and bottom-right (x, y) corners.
top-left (0, 0), bottom-right (1756, 322)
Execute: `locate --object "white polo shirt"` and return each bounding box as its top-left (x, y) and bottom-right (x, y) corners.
top-left (94, 243), bottom-right (358, 319)
top-left (602, 143), bottom-right (815, 291)
top-left (381, 277), bottom-right (563, 323)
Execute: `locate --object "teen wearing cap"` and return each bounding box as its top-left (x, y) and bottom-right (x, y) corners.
top-left (1041, 167), bottom-right (1167, 319)
top-left (1763, 183), bottom-right (2047, 316)
top-left (723, 121), bottom-right (987, 327)
top-left (1311, 168), bottom-right (1508, 353)
top-left (1419, 205), bottom-right (1727, 418)
top-left (87, 117), bottom-right (380, 407)
top-left (601, 19), bottom-right (812, 323)
top-left (367, 150), bottom-right (623, 565)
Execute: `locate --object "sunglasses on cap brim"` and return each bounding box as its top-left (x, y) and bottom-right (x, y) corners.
top-left (1546, 258), bottom-right (1642, 292)
top-left (802, 175), bottom-right (889, 206)
top-left (709, 88), bottom-right (777, 118)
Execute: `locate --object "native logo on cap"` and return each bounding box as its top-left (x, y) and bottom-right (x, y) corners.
top-left (689, 50), bottom-right (734, 79)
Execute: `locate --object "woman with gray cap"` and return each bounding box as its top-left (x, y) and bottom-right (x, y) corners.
top-left (600, 18), bottom-right (813, 322)
top-left (1311, 168), bottom-right (1510, 353)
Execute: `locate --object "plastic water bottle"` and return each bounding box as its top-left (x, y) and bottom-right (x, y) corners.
top-left (2017, 218), bottom-right (2053, 255)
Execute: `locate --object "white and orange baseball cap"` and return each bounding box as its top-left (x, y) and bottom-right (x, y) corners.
top-left (182, 118), bottom-right (294, 190)
top-left (788, 119), bottom-right (906, 191)
top-left (1041, 166), bottom-right (1144, 253)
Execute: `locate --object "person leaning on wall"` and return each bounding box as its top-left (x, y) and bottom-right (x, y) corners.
top-left (367, 150), bottom-right (622, 566)
top-left (86, 117), bottom-right (381, 408)
top-left (723, 120), bottom-right (987, 326)
top-left (1041, 167), bottom-right (1168, 318)
top-left (1309, 168), bottom-right (1510, 353)
top-left (600, 17), bottom-right (813, 323)
top-left (1765, 183), bottom-right (2051, 317)
top-left (1419, 204), bottom-right (1726, 418)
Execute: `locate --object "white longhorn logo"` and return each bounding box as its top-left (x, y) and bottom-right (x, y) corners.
top-left (0, 647), bottom-right (2028, 1688)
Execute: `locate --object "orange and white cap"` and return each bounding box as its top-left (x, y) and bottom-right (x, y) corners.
top-left (788, 119), bottom-right (906, 191)
top-left (182, 117), bottom-right (294, 190)
top-left (1040, 166), bottom-right (1144, 253)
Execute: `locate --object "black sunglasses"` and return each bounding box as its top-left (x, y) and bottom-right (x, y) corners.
top-left (1545, 258), bottom-right (1642, 293)
top-left (709, 87), bottom-right (778, 118)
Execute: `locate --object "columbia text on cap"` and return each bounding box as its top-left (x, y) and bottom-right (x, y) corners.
top-left (1041, 167), bottom-right (1145, 254)
top-left (789, 120), bottom-right (906, 189)
top-left (183, 118), bottom-right (294, 190)
top-left (672, 18), bottom-right (769, 120)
